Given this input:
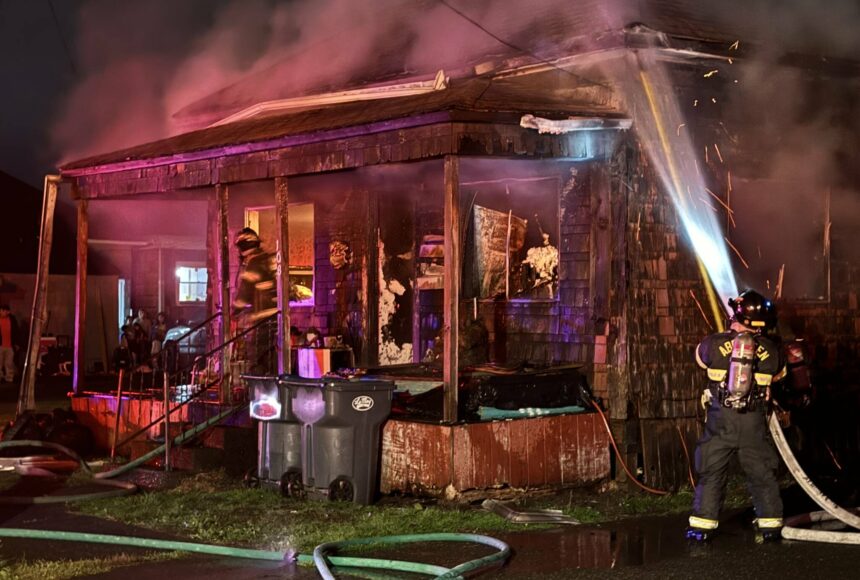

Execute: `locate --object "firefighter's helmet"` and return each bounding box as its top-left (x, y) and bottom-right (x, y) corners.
top-left (235, 228), bottom-right (261, 252)
top-left (728, 289), bottom-right (776, 329)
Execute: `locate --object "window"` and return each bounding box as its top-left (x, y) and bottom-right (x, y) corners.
top-left (176, 264), bottom-right (208, 303)
top-left (461, 177), bottom-right (560, 301)
top-left (245, 203), bottom-right (314, 305)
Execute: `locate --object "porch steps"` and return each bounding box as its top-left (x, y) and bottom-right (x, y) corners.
top-left (129, 424), bottom-right (255, 476)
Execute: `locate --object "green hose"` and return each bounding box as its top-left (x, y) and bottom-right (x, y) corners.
top-left (309, 533), bottom-right (511, 579)
top-left (0, 404), bottom-right (244, 503)
top-left (1, 404), bottom-right (512, 576)
top-left (96, 404), bottom-right (246, 479)
top-left (0, 527), bottom-right (287, 561)
top-left (0, 527), bottom-right (510, 578)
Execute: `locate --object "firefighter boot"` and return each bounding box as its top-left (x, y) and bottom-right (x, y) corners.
top-left (754, 526), bottom-right (782, 544)
top-left (685, 526), bottom-right (714, 543)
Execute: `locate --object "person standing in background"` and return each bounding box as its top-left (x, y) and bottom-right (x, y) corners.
top-left (134, 309), bottom-right (152, 340)
top-left (0, 305), bottom-right (21, 383)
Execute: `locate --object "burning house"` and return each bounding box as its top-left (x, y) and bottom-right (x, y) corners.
top-left (36, 3), bottom-right (860, 494)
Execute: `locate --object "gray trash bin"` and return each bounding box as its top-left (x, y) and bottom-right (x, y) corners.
top-left (244, 375), bottom-right (313, 497)
top-left (305, 378), bottom-right (395, 504)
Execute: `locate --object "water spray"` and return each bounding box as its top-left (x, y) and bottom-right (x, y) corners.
top-left (627, 47), bottom-right (737, 328)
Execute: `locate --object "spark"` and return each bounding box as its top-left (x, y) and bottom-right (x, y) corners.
top-left (714, 143), bottom-right (724, 163)
top-left (728, 57), bottom-right (734, 64)
top-left (718, 122), bottom-right (739, 145)
top-left (635, 211), bottom-right (641, 243)
top-left (726, 183), bottom-right (734, 228)
top-left (724, 237), bottom-right (749, 269)
top-left (676, 123), bottom-right (686, 136)
top-left (727, 170), bottom-right (733, 192)
top-left (704, 70), bottom-right (719, 78)
top-left (689, 290), bottom-right (713, 330)
top-left (699, 197), bottom-right (719, 213)
top-left (693, 99), bottom-right (699, 107)
top-left (776, 264), bottom-right (785, 299)
top-left (704, 187), bottom-right (736, 216)
top-left (824, 442), bottom-right (843, 471)
top-left (711, 97), bottom-right (717, 104)
top-left (704, 145), bottom-right (709, 163)
top-left (730, 40), bottom-right (740, 50)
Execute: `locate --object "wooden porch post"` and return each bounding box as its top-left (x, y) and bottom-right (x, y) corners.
top-left (72, 198), bottom-right (88, 394)
top-left (443, 156), bottom-right (460, 423)
top-left (18, 175), bottom-right (60, 415)
top-left (216, 184), bottom-right (232, 402)
top-left (274, 177), bottom-right (291, 375)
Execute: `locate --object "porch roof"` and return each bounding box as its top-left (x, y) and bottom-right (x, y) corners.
top-left (60, 71), bottom-right (621, 176)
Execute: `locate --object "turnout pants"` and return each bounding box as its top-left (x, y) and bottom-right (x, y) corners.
top-left (690, 403), bottom-right (783, 530)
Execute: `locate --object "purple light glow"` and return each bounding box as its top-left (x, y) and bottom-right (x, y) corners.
top-left (292, 387), bottom-right (325, 424)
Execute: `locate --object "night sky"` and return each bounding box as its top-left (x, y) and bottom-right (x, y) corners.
top-left (1, 0), bottom-right (76, 185)
top-left (0, 0), bottom-right (236, 186)
top-left (0, 0), bottom-right (231, 272)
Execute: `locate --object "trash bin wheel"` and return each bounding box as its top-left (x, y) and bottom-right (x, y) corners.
top-left (243, 468), bottom-right (260, 489)
top-left (329, 477), bottom-right (354, 502)
top-left (280, 471), bottom-right (305, 500)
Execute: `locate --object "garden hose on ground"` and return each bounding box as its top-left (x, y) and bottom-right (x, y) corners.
top-left (1, 404), bottom-right (510, 577)
top-left (768, 412), bottom-right (860, 544)
top-left (0, 404), bottom-right (244, 503)
top-left (0, 440), bottom-right (137, 503)
top-left (96, 404), bottom-right (246, 479)
top-left (308, 533), bottom-right (510, 580)
top-left (0, 527), bottom-right (510, 579)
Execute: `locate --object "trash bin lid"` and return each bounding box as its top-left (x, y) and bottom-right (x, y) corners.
top-left (278, 375), bottom-right (395, 392)
top-left (320, 378), bottom-right (396, 392)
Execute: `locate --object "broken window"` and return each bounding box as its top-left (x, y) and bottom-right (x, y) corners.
top-left (244, 203), bottom-right (315, 305)
top-left (176, 263), bottom-right (207, 303)
top-left (462, 177), bottom-right (560, 301)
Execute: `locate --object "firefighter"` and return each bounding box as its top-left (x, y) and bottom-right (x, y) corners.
top-left (233, 228), bottom-right (278, 374)
top-left (687, 289), bottom-right (788, 543)
top-left (233, 228), bottom-right (277, 321)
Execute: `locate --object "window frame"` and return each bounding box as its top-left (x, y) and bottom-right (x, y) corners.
top-left (244, 203), bottom-right (315, 307)
top-left (175, 262), bottom-right (208, 305)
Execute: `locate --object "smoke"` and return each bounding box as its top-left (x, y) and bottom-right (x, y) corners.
top-left (711, 7), bottom-right (860, 298)
top-left (51, 0), bottom-right (631, 164)
top-left (50, 0), bottom-right (859, 298)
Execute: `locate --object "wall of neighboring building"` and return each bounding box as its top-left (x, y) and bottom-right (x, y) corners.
top-left (130, 247), bottom-right (207, 325)
top-left (0, 273), bottom-right (118, 373)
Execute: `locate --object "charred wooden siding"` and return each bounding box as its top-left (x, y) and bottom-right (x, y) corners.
top-left (610, 138), bottom-right (712, 489)
top-left (380, 413), bottom-right (610, 496)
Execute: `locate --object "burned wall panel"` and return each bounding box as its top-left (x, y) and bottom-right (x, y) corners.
top-left (378, 188), bottom-right (415, 365)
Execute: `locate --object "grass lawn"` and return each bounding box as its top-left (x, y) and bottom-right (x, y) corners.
top-left (1, 470), bottom-right (756, 579)
top-left (0, 553), bottom-right (180, 580)
top-left (69, 472), bottom-right (756, 554)
top-left (71, 472), bottom-right (525, 554)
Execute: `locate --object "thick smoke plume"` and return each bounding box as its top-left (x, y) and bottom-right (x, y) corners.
top-left (52, 0), bottom-right (859, 299)
top-left (53, 0), bottom-right (628, 164)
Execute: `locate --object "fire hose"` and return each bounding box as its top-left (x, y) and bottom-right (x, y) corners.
top-left (767, 413), bottom-right (860, 544)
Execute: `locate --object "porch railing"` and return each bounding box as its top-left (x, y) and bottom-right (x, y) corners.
top-left (111, 311), bottom-right (279, 456)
